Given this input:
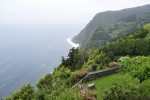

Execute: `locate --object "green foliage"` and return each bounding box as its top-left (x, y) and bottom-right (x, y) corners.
top-left (86, 73), bottom-right (138, 99)
top-left (129, 28), bottom-right (148, 39)
top-left (34, 90), bottom-right (48, 100)
top-left (135, 39), bottom-right (150, 55)
top-left (34, 67), bottom-right (77, 99)
top-left (82, 51), bottom-right (110, 72)
top-left (61, 47), bottom-right (78, 71)
top-left (53, 66), bottom-right (71, 80)
top-left (103, 82), bottom-right (139, 100)
top-left (61, 47), bottom-right (89, 71)
top-left (88, 63), bottom-right (99, 71)
top-left (53, 66), bottom-right (78, 88)
top-left (36, 73), bottom-right (53, 94)
top-left (6, 83), bottom-right (35, 100)
top-left (103, 80), bottom-right (150, 100)
top-left (119, 56), bottom-right (150, 83)
top-left (73, 5), bottom-right (150, 50)
top-left (98, 27), bottom-right (150, 56)
top-left (56, 89), bottom-right (82, 100)
top-left (139, 80), bottom-right (150, 97)
top-left (144, 23), bottom-right (150, 30)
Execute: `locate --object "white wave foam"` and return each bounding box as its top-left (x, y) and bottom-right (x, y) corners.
top-left (66, 38), bottom-right (79, 48)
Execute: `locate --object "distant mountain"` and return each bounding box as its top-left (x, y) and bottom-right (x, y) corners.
top-left (72, 4), bottom-right (150, 50)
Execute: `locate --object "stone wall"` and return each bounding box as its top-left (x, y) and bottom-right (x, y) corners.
top-left (72, 67), bottom-right (120, 88)
top-left (83, 67), bottom-right (120, 82)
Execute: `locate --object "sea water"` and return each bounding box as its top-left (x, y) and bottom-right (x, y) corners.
top-left (0, 24), bottom-right (80, 97)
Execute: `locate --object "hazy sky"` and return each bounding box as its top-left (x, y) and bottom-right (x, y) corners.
top-left (0, 0), bottom-right (150, 24)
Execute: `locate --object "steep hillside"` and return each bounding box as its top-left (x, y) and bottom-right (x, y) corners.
top-left (5, 23), bottom-right (150, 100)
top-left (72, 4), bottom-right (150, 50)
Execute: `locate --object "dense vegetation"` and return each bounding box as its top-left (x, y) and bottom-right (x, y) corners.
top-left (99, 27), bottom-right (150, 57)
top-left (2, 4), bottom-right (150, 99)
top-left (4, 22), bottom-right (150, 100)
top-left (72, 4), bottom-right (150, 50)
top-left (103, 56), bottom-right (150, 100)
top-left (85, 73), bottom-right (138, 99)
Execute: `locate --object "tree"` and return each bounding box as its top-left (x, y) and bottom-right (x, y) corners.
top-left (34, 90), bottom-right (48, 100)
top-left (53, 66), bottom-right (71, 80)
top-left (6, 83), bottom-right (35, 100)
top-left (36, 73), bottom-right (53, 94)
top-left (61, 47), bottom-right (88, 71)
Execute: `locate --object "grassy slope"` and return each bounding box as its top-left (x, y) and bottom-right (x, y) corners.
top-left (85, 73), bottom-right (138, 99)
top-left (85, 55), bottom-right (150, 99)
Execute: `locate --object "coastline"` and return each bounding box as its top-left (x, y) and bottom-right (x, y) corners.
top-left (66, 38), bottom-right (79, 48)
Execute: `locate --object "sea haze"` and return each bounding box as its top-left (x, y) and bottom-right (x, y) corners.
top-left (0, 24), bottom-right (81, 97)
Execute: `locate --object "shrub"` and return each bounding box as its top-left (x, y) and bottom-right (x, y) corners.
top-left (6, 83), bottom-right (35, 100)
top-left (119, 56), bottom-right (150, 83)
top-left (65, 74), bottom-right (78, 87)
top-left (34, 90), bottom-right (48, 100)
top-left (103, 82), bottom-right (139, 100)
top-left (74, 70), bottom-right (87, 79)
top-left (56, 89), bottom-right (83, 100)
top-left (139, 80), bottom-right (150, 97)
top-left (88, 63), bottom-right (99, 72)
top-left (108, 61), bottom-right (119, 68)
top-left (84, 90), bottom-right (97, 100)
top-left (53, 66), bottom-right (71, 80)
top-left (36, 73), bottom-right (53, 94)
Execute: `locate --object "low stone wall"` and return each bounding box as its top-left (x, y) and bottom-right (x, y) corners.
top-left (72, 67), bottom-right (120, 88)
top-left (83, 67), bottom-right (120, 82)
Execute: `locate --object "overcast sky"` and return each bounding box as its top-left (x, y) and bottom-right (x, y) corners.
top-left (0, 0), bottom-right (150, 24)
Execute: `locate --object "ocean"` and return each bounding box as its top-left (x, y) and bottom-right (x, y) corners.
top-left (0, 24), bottom-right (81, 98)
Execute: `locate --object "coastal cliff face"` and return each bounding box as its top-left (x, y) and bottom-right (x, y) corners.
top-left (72, 4), bottom-right (150, 50)
top-left (6, 23), bottom-right (150, 99)
top-left (4, 3), bottom-right (150, 99)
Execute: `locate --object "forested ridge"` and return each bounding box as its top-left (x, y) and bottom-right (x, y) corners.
top-left (72, 4), bottom-right (150, 50)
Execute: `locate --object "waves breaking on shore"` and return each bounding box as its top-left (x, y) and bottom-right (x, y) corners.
top-left (66, 38), bottom-right (79, 48)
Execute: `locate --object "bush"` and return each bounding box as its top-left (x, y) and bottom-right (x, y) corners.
top-left (103, 80), bottom-right (150, 100)
top-left (6, 83), bottom-right (35, 100)
top-left (56, 89), bottom-right (83, 100)
top-left (74, 70), bottom-right (88, 79)
top-left (119, 56), bottom-right (150, 83)
top-left (36, 73), bottom-right (53, 94)
top-left (34, 90), bottom-right (48, 100)
top-left (139, 80), bottom-right (150, 97)
top-left (103, 82), bottom-right (139, 100)
top-left (108, 61), bottom-right (119, 68)
top-left (53, 66), bottom-right (71, 80)
top-left (65, 74), bottom-right (78, 87)
top-left (88, 63), bottom-right (99, 72)
top-left (84, 90), bottom-right (97, 100)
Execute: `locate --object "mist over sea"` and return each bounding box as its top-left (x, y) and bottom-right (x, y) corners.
top-left (0, 24), bottom-right (81, 97)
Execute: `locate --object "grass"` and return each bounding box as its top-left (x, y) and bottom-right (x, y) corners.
top-left (85, 73), bottom-right (138, 99)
